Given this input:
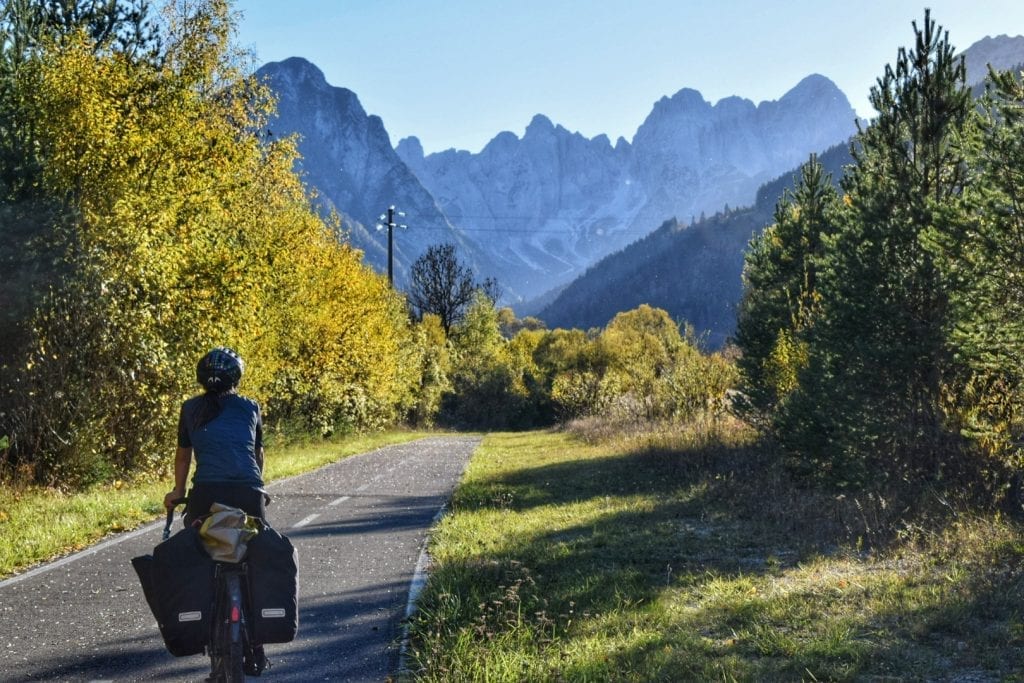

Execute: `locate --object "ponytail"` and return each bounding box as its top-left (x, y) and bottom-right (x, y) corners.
top-left (191, 389), bottom-right (231, 431)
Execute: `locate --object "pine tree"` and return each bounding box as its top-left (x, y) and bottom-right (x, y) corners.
top-left (926, 67), bottom-right (1024, 468)
top-left (734, 155), bottom-right (840, 422)
top-left (780, 10), bottom-right (972, 485)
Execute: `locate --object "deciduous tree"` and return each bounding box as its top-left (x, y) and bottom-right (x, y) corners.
top-left (407, 242), bottom-right (493, 335)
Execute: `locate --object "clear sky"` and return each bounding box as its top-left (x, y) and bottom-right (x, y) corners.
top-left (233, 1), bottom-right (1024, 154)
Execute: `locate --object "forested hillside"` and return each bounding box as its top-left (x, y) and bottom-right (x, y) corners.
top-left (539, 143), bottom-right (852, 346)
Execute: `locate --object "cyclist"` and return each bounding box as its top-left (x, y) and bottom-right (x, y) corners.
top-left (164, 346), bottom-right (267, 524)
top-left (163, 346), bottom-right (269, 677)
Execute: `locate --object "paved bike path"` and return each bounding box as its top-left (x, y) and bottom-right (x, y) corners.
top-left (0, 435), bottom-right (481, 682)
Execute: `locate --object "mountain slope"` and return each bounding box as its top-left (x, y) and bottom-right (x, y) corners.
top-left (538, 143), bottom-right (854, 346)
top-left (961, 34), bottom-right (1024, 84)
top-left (257, 58), bottom-right (486, 285)
top-left (536, 34), bottom-right (1024, 344)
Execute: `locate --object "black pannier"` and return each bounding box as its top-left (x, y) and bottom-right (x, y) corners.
top-left (132, 527), bottom-right (216, 656)
top-left (245, 523), bottom-right (299, 644)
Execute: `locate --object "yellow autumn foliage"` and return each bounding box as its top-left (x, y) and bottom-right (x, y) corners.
top-left (1, 1), bottom-right (416, 484)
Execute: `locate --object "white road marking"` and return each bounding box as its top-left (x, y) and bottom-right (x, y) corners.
top-left (293, 514), bottom-right (320, 528)
top-left (328, 495), bottom-right (350, 507)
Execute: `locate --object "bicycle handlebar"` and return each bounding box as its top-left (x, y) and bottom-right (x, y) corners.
top-left (163, 497), bottom-right (188, 541)
top-left (160, 491), bottom-right (271, 541)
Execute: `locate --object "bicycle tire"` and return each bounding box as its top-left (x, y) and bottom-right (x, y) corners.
top-left (227, 638), bottom-right (245, 683)
top-left (208, 602), bottom-right (230, 682)
top-left (209, 568), bottom-right (248, 683)
top-left (225, 571), bottom-right (247, 683)
top-left (208, 589), bottom-right (225, 681)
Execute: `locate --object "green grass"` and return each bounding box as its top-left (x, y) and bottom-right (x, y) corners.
top-left (0, 429), bottom-right (429, 578)
top-left (402, 421), bottom-right (1024, 682)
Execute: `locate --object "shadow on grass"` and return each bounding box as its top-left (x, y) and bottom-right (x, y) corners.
top-left (555, 546), bottom-right (1024, 682)
top-left (408, 429), bottom-right (1024, 681)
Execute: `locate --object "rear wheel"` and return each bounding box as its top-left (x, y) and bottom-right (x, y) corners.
top-left (226, 638), bottom-right (245, 683)
top-left (225, 572), bottom-right (247, 682)
top-left (210, 569), bottom-right (248, 683)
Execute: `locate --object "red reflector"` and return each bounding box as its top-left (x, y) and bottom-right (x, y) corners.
top-left (231, 606), bottom-right (240, 622)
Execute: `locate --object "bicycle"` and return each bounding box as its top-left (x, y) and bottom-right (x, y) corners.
top-left (165, 498), bottom-right (265, 682)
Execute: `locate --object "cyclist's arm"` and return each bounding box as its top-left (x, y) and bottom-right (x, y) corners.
top-left (163, 446), bottom-right (192, 510)
top-left (255, 403), bottom-right (265, 474)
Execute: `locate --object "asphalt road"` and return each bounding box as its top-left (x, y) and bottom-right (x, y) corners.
top-left (0, 436), bottom-right (481, 682)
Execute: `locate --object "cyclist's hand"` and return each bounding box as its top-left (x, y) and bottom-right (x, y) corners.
top-left (163, 490), bottom-right (183, 511)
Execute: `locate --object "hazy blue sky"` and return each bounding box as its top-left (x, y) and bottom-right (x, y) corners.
top-left (233, 1), bottom-right (1024, 154)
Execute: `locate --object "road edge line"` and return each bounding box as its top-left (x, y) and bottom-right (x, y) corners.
top-left (396, 503), bottom-right (448, 675)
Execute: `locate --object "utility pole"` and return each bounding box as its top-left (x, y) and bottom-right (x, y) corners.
top-left (376, 205), bottom-right (407, 286)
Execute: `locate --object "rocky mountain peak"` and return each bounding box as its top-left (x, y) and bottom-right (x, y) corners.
top-left (256, 57), bottom-right (485, 286)
top-left (783, 73), bottom-right (842, 98)
top-left (525, 113), bottom-right (556, 137)
top-left (259, 57), bottom-right (367, 127)
top-left (714, 95), bottom-right (756, 119)
top-left (481, 130), bottom-right (520, 156)
top-left (262, 55), bottom-right (326, 84)
top-left (396, 136), bottom-right (425, 163)
top-left (652, 87), bottom-right (712, 118)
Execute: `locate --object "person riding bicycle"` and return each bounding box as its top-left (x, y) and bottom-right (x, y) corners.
top-left (163, 346), bottom-right (267, 525)
top-left (163, 346), bottom-right (271, 678)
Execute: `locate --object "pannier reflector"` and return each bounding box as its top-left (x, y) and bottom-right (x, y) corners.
top-left (261, 608), bottom-right (286, 618)
top-left (178, 611), bottom-right (202, 622)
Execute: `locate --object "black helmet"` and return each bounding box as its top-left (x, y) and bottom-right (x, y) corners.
top-left (196, 346), bottom-right (244, 392)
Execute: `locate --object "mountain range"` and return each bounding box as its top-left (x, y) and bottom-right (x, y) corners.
top-left (257, 34), bottom-right (1024, 338)
top-left (258, 58), bottom-right (494, 283)
top-left (258, 60), bottom-right (857, 302)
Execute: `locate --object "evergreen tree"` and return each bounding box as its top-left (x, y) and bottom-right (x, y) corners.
top-left (780, 10), bottom-right (972, 485)
top-left (926, 67), bottom-right (1024, 469)
top-left (735, 155), bottom-right (840, 422)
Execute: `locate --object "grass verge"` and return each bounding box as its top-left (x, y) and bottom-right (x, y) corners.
top-left (402, 419), bottom-right (1024, 681)
top-left (0, 429), bottom-right (428, 578)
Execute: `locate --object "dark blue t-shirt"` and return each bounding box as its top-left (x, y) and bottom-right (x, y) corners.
top-left (177, 393), bottom-right (264, 487)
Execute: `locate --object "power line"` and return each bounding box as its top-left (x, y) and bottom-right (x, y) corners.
top-left (408, 225), bottom-right (682, 235)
